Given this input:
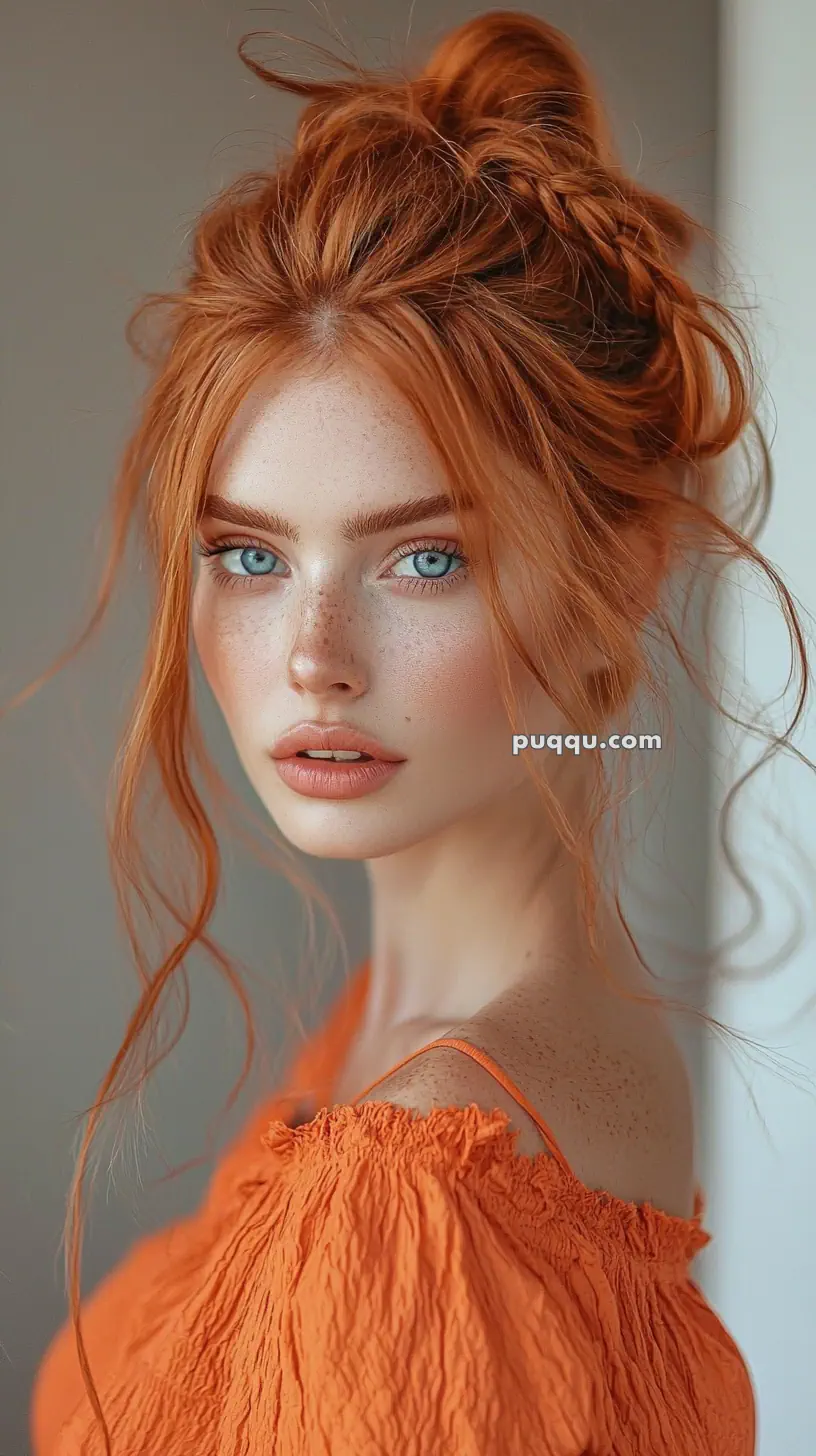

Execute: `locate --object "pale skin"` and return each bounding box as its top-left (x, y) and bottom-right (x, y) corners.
top-left (191, 357), bottom-right (695, 1218)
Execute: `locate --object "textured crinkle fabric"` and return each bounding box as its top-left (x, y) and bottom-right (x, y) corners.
top-left (30, 973), bottom-right (756, 1456)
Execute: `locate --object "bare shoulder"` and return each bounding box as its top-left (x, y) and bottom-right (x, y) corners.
top-left (358, 1004), bottom-right (697, 1219)
top-left (356, 1045), bottom-right (552, 1160)
top-left (485, 989), bottom-right (698, 1219)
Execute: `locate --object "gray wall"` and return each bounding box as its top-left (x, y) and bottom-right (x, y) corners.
top-left (1, 3), bottom-right (716, 1451)
top-left (705, 2), bottom-right (816, 1447)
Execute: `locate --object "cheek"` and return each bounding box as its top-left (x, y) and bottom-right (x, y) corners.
top-left (385, 606), bottom-right (512, 739)
top-left (191, 596), bottom-right (285, 725)
top-left (387, 600), bottom-right (562, 758)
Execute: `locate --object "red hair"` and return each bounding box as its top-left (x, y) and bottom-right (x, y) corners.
top-left (5, 12), bottom-right (810, 1450)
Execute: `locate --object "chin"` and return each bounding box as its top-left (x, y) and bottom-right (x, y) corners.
top-left (263, 798), bottom-right (440, 861)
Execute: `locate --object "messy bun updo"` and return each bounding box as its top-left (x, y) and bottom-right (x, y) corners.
top-left (7, 13), bottom-right (806, 1451)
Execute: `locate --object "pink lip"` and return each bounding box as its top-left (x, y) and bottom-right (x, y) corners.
top-left (272, 755), bottom-right (405, 800)
top-left (270, 721), bottom-right (405, 762)
top-left (269, 720), bottom-right (407, 800)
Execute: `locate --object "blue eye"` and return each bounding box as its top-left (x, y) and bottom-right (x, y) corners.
top-left (195, 537), bottom-right (288, 590)
top-left (387, 540), bottom-right (469, 593)
top-left (395, 550), bottom-right (455, 578)
top-left (390, 547), bottom-right (466, 579)
top-left (220, 546), bottom-right (284, 577)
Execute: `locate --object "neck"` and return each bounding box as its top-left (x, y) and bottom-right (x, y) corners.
top-left (361, 764), bottom-right (615, 1042)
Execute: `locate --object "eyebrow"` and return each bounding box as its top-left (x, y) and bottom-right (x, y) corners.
top-left (199, 491), bottom-right (467, 543)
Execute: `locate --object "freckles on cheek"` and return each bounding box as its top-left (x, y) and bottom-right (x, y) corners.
top-left (395, 619), bottom-right (506, 728)
top-left (195, 611), bottom-right (282, 713)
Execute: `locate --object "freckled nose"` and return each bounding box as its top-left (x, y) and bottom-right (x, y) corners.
top-left (287, 602), bottom-right (367, 698)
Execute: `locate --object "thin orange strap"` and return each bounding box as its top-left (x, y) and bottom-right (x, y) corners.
top-left (351, 1035), bottom-right (574, 1177)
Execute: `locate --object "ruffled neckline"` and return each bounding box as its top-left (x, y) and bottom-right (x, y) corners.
top-left (257, 1101), bottom-right (709, 1271)
top-left (255, 960), bottom-right (710, 1271)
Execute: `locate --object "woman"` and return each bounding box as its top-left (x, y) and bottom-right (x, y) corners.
top-left (21, 9), bottom-right (798, 1453)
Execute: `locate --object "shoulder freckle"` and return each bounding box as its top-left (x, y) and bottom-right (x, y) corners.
top-left (564, 1042), bottom-right (696, 1215)
top-left (357, 1046), bottom-right (552, 1159)
top-left (450, 1006), bottom-right (696, 1215)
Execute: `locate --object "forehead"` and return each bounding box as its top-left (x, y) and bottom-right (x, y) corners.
top-left (209, 360), bottom-right (447, 509)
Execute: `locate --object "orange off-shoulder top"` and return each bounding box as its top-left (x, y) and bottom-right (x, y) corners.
top-left (30, 959), bottom-right (755, 1455)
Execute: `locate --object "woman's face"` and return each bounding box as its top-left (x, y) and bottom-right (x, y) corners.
top-left (191, 359), bottom-right (568, 859)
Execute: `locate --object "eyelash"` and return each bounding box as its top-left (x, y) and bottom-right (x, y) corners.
top-left (193, 535), bottom-right (470, 596)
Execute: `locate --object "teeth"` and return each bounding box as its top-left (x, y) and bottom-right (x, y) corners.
top-left (300, 749), bottom-right (365, 761)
